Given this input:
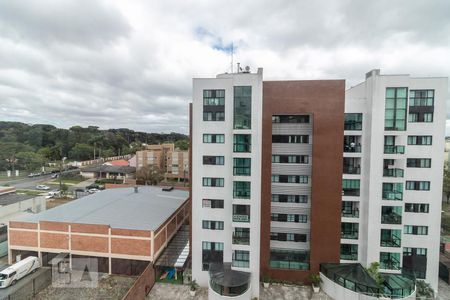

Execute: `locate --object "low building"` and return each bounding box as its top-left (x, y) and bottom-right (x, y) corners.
top-left (136, 144), bottom-right (189, 182)
top-left (80, 165), bottom-right (136, 180)
top-left (8, 186), bottom-right (190, 276)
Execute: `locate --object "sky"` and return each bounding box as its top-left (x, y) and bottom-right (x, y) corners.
top-left (0, 0), bottom-right (449, 134)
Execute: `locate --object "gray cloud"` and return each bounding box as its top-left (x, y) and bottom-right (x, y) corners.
top-left (0, 0), bottom-right (449, 134)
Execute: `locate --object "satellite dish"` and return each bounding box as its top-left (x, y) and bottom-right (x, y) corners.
top-left (245, 66), bottom-right (250, 72)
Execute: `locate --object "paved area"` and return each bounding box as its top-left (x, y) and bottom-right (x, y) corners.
top-left (0, 267), bottom-right (49, 299)
top-left (146, 282), bottom-right (331, 300)
top-left (35, 273), bottom-right (136, 300)
top-left (439, 279), bottom-right (450, 300)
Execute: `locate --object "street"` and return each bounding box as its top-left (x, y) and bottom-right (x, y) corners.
top-left (0, 170), bottom-right (80, 191)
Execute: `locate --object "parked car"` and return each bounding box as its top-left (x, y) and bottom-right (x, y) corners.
top-left (88, 188), bottom-right (100, 194)
top-left (35, 185), bottom-right (50, 190)
top-left (0, 256), bottom-right (40, 288)
top-left (85, 184), bottom-right (104, 190)
top-left (51, 173), bottom-right (59, 179)
top-left (47, 190), bottom-right (61, 197)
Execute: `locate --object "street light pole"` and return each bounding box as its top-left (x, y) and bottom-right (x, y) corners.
top-left (59, 157), bottom-right (67, 192)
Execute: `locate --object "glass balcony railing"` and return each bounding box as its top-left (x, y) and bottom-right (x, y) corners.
top-left (343, 166), bottom-right (361, 174)
top-left (382, 190), bottom-right (403, 200)
top-left (342, 189), bottom-right (360, 197)
top-left (340, 253), bottom-right (358, 261)
top-left (343, 145), bottom-right (362, 153)
top-left (232, 235), bottom-right (250, 245)
top-left (233, 214), bottom-right (250, 222)
top-left (341, 210), bottom-right (359, 218)
top-left (341, 230), bottom-right (359, 239)
top-left (383, 168), bottom-right (404, 178)
top-left (381, 213), bottom-right (402, 224)
top-left (380, 234), bottom-right (401, 248)
top-left (384, 145), bottom-right (405, 154)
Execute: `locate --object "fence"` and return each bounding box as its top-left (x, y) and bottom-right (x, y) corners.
top-left (122, 263), bottom-right (155, 300)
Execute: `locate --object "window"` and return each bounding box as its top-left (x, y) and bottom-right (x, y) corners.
top-left (202, 220), bottom-right (224, 230)
top-left (272, 155), bottom-right (309, 164)
top-left (202, 199), bottom-right (224, 209)
top-left (233, 158), bottom-right (251, 176)
top-left (407, 136), bottom-right (432, 145)
top-left (203, 156), bottom-right (224, 165)
top-left (271, 194), bottom-right (308, 203)
top-left (234, 86), bottom-right (251, 129)
top-left (403, 247), bottom-right (427, 256)
top-left (270, 232), bottom-right (307, 242)
top-left (203, 111), bottom-right (225, 121)
top-left (385, 87), bottom-right (407, 131)
top-left (409, 90), bottom-right (434, 107)
top-left (380, 252), bottom-right (400, 270)
top-left (380, 229), bottom-right (402, 247)
top-left (406, 181), bottom-right (430, 191)
top-left (233, 228), bottom-right (250, 245)
top-left (407, 158), bottom-right (431, 168)
top-left (233, 205), bottom-right (250, 222)
top-left (404, 225), bottom-right (428, 235)
top-left (271, 213), bottom-right (307, 223)
top-left (342, 179), bottom-right (360, 196)
top-left (232, 250), bottom-right (250, 268)
top-left (272, 135), bottom-right (309, 143)
top-left (203, 90), bottom-right (225, 105)
top-left (408, 112), bottom-right (433, 123)
top-left (270, 249), bottom-right (310, 270)
top-left (233, 134), bottom-right (251, 152)
top-left (202, 241), bottom-right (224, 271)
top-left (344, 113), bottom-right (363, 130)
top-left (340, 244), bottom-right (358, 261)
top-left (202, 177), bottom-right (224, 187)
top-left (405, 203), bottom-right (429, 213)
top-left (271, 175), bottom-right (309, 184)
top-left (272, 115), bottom-right (310, 123)
top-left (341, 222), bottom-right (359, 239)
top-left (203, 134), bottom-right (225, 143)
top-left (233, 181), bottom-right (250, 199)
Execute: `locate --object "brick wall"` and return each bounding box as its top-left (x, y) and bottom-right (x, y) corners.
top-left (122, 263), bottom-right (155, 300)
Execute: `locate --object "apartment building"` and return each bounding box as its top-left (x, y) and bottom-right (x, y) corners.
top-left (136, 143), bottom-right (189, 181)
top-left (341, 69), bottom-right (447, 292)
top-left (191, 68), bottom-right (344, 299)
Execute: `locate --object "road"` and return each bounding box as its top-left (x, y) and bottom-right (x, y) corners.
top-left (0, 169), bottom-right (80, 190)
top-left (0, 266), bottom-right (50, 299)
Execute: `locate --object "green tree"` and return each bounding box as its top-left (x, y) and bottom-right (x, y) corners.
top-left (16, 151), bottom-right (44, 171)
top-left (175, 139), bottom-right (189, 151)
top-left (366, 262), bottom-right (383, 287)
top-left (136, 165), bottom-right (164, 185)
top-left (443, 167), bottom-right (450, 204)
top-left (69, 143), bottom-right (94, 161)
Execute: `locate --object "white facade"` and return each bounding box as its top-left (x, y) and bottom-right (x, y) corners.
top-left (192, 69), bottom-right (263, 299)
top-left (342, 69), bottom-right (447, 292)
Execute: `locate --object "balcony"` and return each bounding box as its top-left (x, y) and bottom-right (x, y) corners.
top-left (233, 214), bottom-right (250, 223)
top-left (384, 145), bottom-right (405, 154)
top-left (340, 252), bottom-right (358, 261)
top-left (343, 145), bottom-right (362, 153)
top-left (232, 234), bottom-right (250, 245)
top-left (383, 168), bottom-right (404, 178)
top-left (343, 165), bottom-right (361, 175)
top-left (341, 230), bottom-right (359, 240)
top-left (342, 188), bottom-right (360, 197)
top-left (381, 210), bottom-right (402, 225)
top-left (382, 191), bottom-right (403, 201)
top-left (380, 230), bottom-right (401, 248)
top-left (341, 209), bottom-right (359, 218)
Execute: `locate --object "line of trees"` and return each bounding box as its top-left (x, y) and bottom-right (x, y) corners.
top-left (0, 121), bottom-right (188, 172)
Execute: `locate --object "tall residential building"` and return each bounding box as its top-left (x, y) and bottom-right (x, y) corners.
top-left (341, 69), bottom-right (447, 292)
top-left (191, 68), bottom-right (446, 299)
top-left (192, 69), bottom-right (344, 299)
top-left (136, 143), bottom-right (189, 181)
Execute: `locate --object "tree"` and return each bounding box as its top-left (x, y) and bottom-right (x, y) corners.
top-left (69, 143), bottom-right (94, 161)
top-left (366, 262), bottom-right (383, 287)
top-left (15, 151), bottom-right (44, 171)
top-left (175, 139), bottom-right (189, 151)
top-left (415, 280), bottom-right (434, 298)
top-left (443, 167), bottom-right (450, 204)
top-left (136, 165), bottom-right (164, 185)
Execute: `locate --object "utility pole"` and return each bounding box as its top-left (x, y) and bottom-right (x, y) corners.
top-left (59, 157), bottom-right (67, 193)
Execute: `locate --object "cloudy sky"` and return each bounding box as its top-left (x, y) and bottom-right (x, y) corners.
top-left (0, 0), bottom-right (449, 134)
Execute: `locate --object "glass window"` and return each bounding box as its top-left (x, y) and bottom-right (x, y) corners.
top-left (407, 136), bottom-right (432, 145)
top-left (404, 225), bottom-right (428, 235)
top-left (272, 135), bottom-right (309, 143)
top-left (202, 199), bottom-right (224, 208)
top-left (405, 203), bottom-right (429, 213)
top-left (233, 158), bottom-right (251, 176)
top-left (232, 250), bottom-right (250, 268)
top-left (271, 194), bottom-right (308, 203)
top-left (203, 156), bottom-right (224, 165)
top-left (202, 177), bottom-right (224, 187)
top-left (233, 86), bottom-right (251, 129)
top-left (203, 89), bottom-right (225, 105)
top-left (272, 115), bottom-right (310, 123)
top-left (233, 181), bottom-right (250, 199)
top-left (405, 181), bottom-right (430, 191)
top-left (344, 113), bottom-right (363, 130)
top-left (233, 134), bottom-right (251, 152)
top-left (202, 220), bottom-right (224, 230)
top-left (385, 87), bottom-right (407, 131)
top-left (406, 158), bottom-right (431, 168)
top-left (409, 90), bottom-right (434, 107)
top-left (203, 134), bottom-right (225, 143)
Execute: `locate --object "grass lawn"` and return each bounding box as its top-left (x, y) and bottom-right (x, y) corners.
top-left (442, 202), bottom-right (450, 236)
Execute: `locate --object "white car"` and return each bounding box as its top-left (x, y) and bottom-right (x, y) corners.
top-left (47, 190), bottom-right (61, 198)
top-left (88, 188), bottom-right (100, 194)
top-left (35, 185), bottom-right (50, 190)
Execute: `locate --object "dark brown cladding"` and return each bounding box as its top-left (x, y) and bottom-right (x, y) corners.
top-left (261, 80), bottom-right (345, 282)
